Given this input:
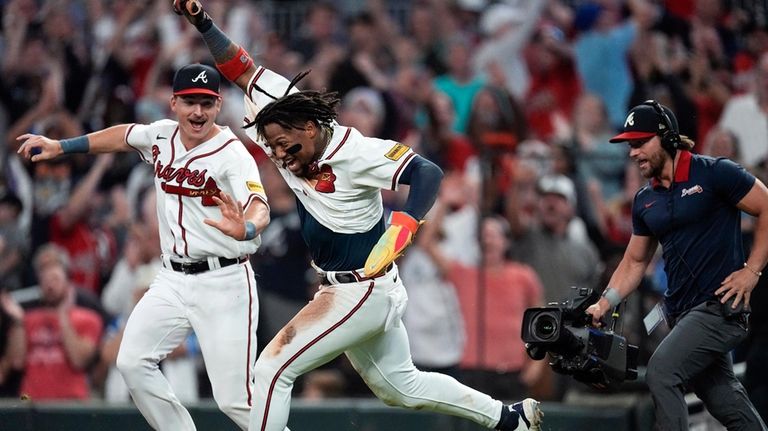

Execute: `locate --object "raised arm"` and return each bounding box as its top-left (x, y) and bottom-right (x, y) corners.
top-left (174, 0), bottom-right (258, 93)
top-left (17, 124), bottom-right (133, 163)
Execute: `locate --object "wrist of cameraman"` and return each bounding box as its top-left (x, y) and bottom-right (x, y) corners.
top-left (602, 287), bottom-right (622, 308)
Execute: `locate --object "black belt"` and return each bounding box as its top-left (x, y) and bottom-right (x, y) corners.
top-left (168, 256), bottom-right (247, 275)
top-left (320, 264), bottom-right (392, 285)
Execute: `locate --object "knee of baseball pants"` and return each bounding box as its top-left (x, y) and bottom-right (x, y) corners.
top-left (116, 347), bottom-right (156, 389)
top-left (211, 385), bottom-right (248, 419)
top-left (359, 367), bottom-right (431, 409)
top-left (253, 356), bottom-right (296, 393)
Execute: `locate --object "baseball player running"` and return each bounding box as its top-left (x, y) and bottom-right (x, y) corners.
top-left (17, 64), bottom-right (269, 431)
top-left (175, 2), bottom-right (543, 431)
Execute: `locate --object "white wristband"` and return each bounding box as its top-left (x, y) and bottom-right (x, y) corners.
top-left (602, 287), bottom-right (622, 308)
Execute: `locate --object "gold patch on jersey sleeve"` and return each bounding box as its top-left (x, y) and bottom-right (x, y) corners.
top-left (385, 143), bottom-right (410, 161)
top-left (246, 181), bottom-right (264, 193)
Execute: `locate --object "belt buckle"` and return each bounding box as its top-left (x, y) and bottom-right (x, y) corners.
top-left (180, 262), bottom-right (196, 274)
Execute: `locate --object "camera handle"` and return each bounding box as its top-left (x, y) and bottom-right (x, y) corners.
top-left (609, 304), bottom-right (624, 333)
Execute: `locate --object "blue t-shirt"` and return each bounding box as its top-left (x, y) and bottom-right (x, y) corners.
top-left (433, 75), bottom-right (485, 134)
top-left (574, 22), bottom-right (636, 128)
top-left (631, 151), bottom-right (755, 317)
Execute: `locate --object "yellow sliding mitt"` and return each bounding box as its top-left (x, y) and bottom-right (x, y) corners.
top-left (364, 211), bottom-right (421, 278)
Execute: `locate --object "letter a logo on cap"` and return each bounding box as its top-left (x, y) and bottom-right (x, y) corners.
top-left (624, 112), bottom-right (635, 127)
top-left (192, 71), bottom-right (208, 83)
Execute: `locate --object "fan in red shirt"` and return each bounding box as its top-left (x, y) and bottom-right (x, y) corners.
top-left (21, 243), bottom-right (103, 401)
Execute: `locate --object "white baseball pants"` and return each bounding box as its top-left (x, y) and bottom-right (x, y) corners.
top-left (117, 262), bottom-right (258, 430)
top-left (248, 266), bottom-right (503, 431)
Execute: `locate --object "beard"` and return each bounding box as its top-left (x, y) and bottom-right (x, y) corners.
top-left (639, 150), bottom-right (668, 179)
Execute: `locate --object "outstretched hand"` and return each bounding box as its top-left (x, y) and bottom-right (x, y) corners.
top-left (203, 191), bottom-right (247, 240)
top-left (16, 133), bottom-right (63, 162)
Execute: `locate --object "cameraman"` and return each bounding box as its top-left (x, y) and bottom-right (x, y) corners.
top-left (586, 101), bottom-right (768, 430)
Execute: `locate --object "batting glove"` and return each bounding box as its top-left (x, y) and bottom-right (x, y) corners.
top-left (364, 211), bottom-right (421, 278)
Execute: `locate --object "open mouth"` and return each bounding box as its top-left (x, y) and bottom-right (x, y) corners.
top-left (190, 118), bottom-right (206, 132)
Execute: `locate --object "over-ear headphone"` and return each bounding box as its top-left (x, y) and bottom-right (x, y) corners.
top-left (643, 100), bottom-right (681, 157)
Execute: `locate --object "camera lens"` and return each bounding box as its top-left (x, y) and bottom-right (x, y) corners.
top-left (533, 313), bottom-right (558, 341)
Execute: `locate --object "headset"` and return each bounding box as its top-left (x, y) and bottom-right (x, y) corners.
top-left (642, 100), bottom-right (681, 158)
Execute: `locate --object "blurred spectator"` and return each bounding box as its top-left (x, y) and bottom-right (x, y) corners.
top-left (404, 1), bottom-right (451, 76)
top-left (21, 243), bottom-right (103, 401)
top-left (433, 34), bottom-right (485, 133)
top-left (568, 93), bottom-right (628, 203)
top-left (507, 174), bottom-right (601, 304)
top-left (628, 31), bottom-right (698, 142)
top-left (419, 91), bottom-right (476, 172)
top-left (0, 192), bottom-right (28, 291)
top-left (386, 62), bottom-right (428, 143)
top-left (328, 11), bottom-right (392, 98)
top-left (48, 154), bottom-right (118, 297)
top-left (466, 85), bottom-right (528, 213)
top-left (524, 21), bottom-right (581, 142)
top-left (289, 2), bottom-right (345, 65)
top-left (101, 189), bottom-right (160, 320)
top-left (400, 170), bottom-right (474, 378)
top-left (427, 210), bottom-right (545, 401)
top-left (703, 127), bottom-right (742, 162)
top-left (0, 289), bottom-right (25, 397)
top-left (472, 0), bottom-right (547, 99)
top-left (338, 87), bottom-right (386, 138)
top-left (572, 0), bottom-right (656, 129)
top-left (718, 52), bottom-right (768, 168)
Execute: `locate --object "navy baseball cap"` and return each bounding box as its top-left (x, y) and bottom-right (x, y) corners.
top-left (173, 64), bottom-right (221, 97)
top-left (609, 102), bottom-right (679, 143)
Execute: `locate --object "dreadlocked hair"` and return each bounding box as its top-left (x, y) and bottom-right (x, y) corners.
top-left (247, 90), bottom-right (341, 138)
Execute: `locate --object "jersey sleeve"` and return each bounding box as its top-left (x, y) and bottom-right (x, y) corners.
top-left (350, 137), bottom-right (416, 191)
top-left (711, 158), bottom-right (756, 205)
top-left (125, 119), bottom-right (176, 164)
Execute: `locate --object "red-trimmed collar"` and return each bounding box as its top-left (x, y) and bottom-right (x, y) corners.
top-left (651, 150), bottom-right (692, 188)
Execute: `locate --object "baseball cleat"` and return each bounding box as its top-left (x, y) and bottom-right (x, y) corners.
top-left (509, 398), bottom-right (543, 431)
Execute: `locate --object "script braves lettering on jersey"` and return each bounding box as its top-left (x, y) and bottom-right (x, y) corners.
top-left (681, 185), bottom-right (704, 197)
top-left (155, 160), bottom-right (208, 187)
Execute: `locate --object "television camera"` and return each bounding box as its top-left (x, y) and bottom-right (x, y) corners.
top-left (521, 287), bottom-right (639, 389)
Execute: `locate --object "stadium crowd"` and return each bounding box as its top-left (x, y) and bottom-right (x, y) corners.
top-left (0, 0), bottom-right (766, 423)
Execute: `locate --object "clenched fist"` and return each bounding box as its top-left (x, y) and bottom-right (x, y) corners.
top-left (172, 0), bottom-right (209, 28)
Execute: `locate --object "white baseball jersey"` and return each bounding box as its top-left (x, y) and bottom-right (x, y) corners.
top-left (238, 66), bottom-right (506, 431)
top-left (126, 120), bottom-right (267, 259)
top-left (117, 119), bottom-right (265, 431)
top-left (242, 67), bottom-right (415, 235)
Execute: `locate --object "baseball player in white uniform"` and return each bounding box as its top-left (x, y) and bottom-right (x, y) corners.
top-left (17, 63), bottom-right (269, 431)
top-left (175, 2), bottom-right (544, 431)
